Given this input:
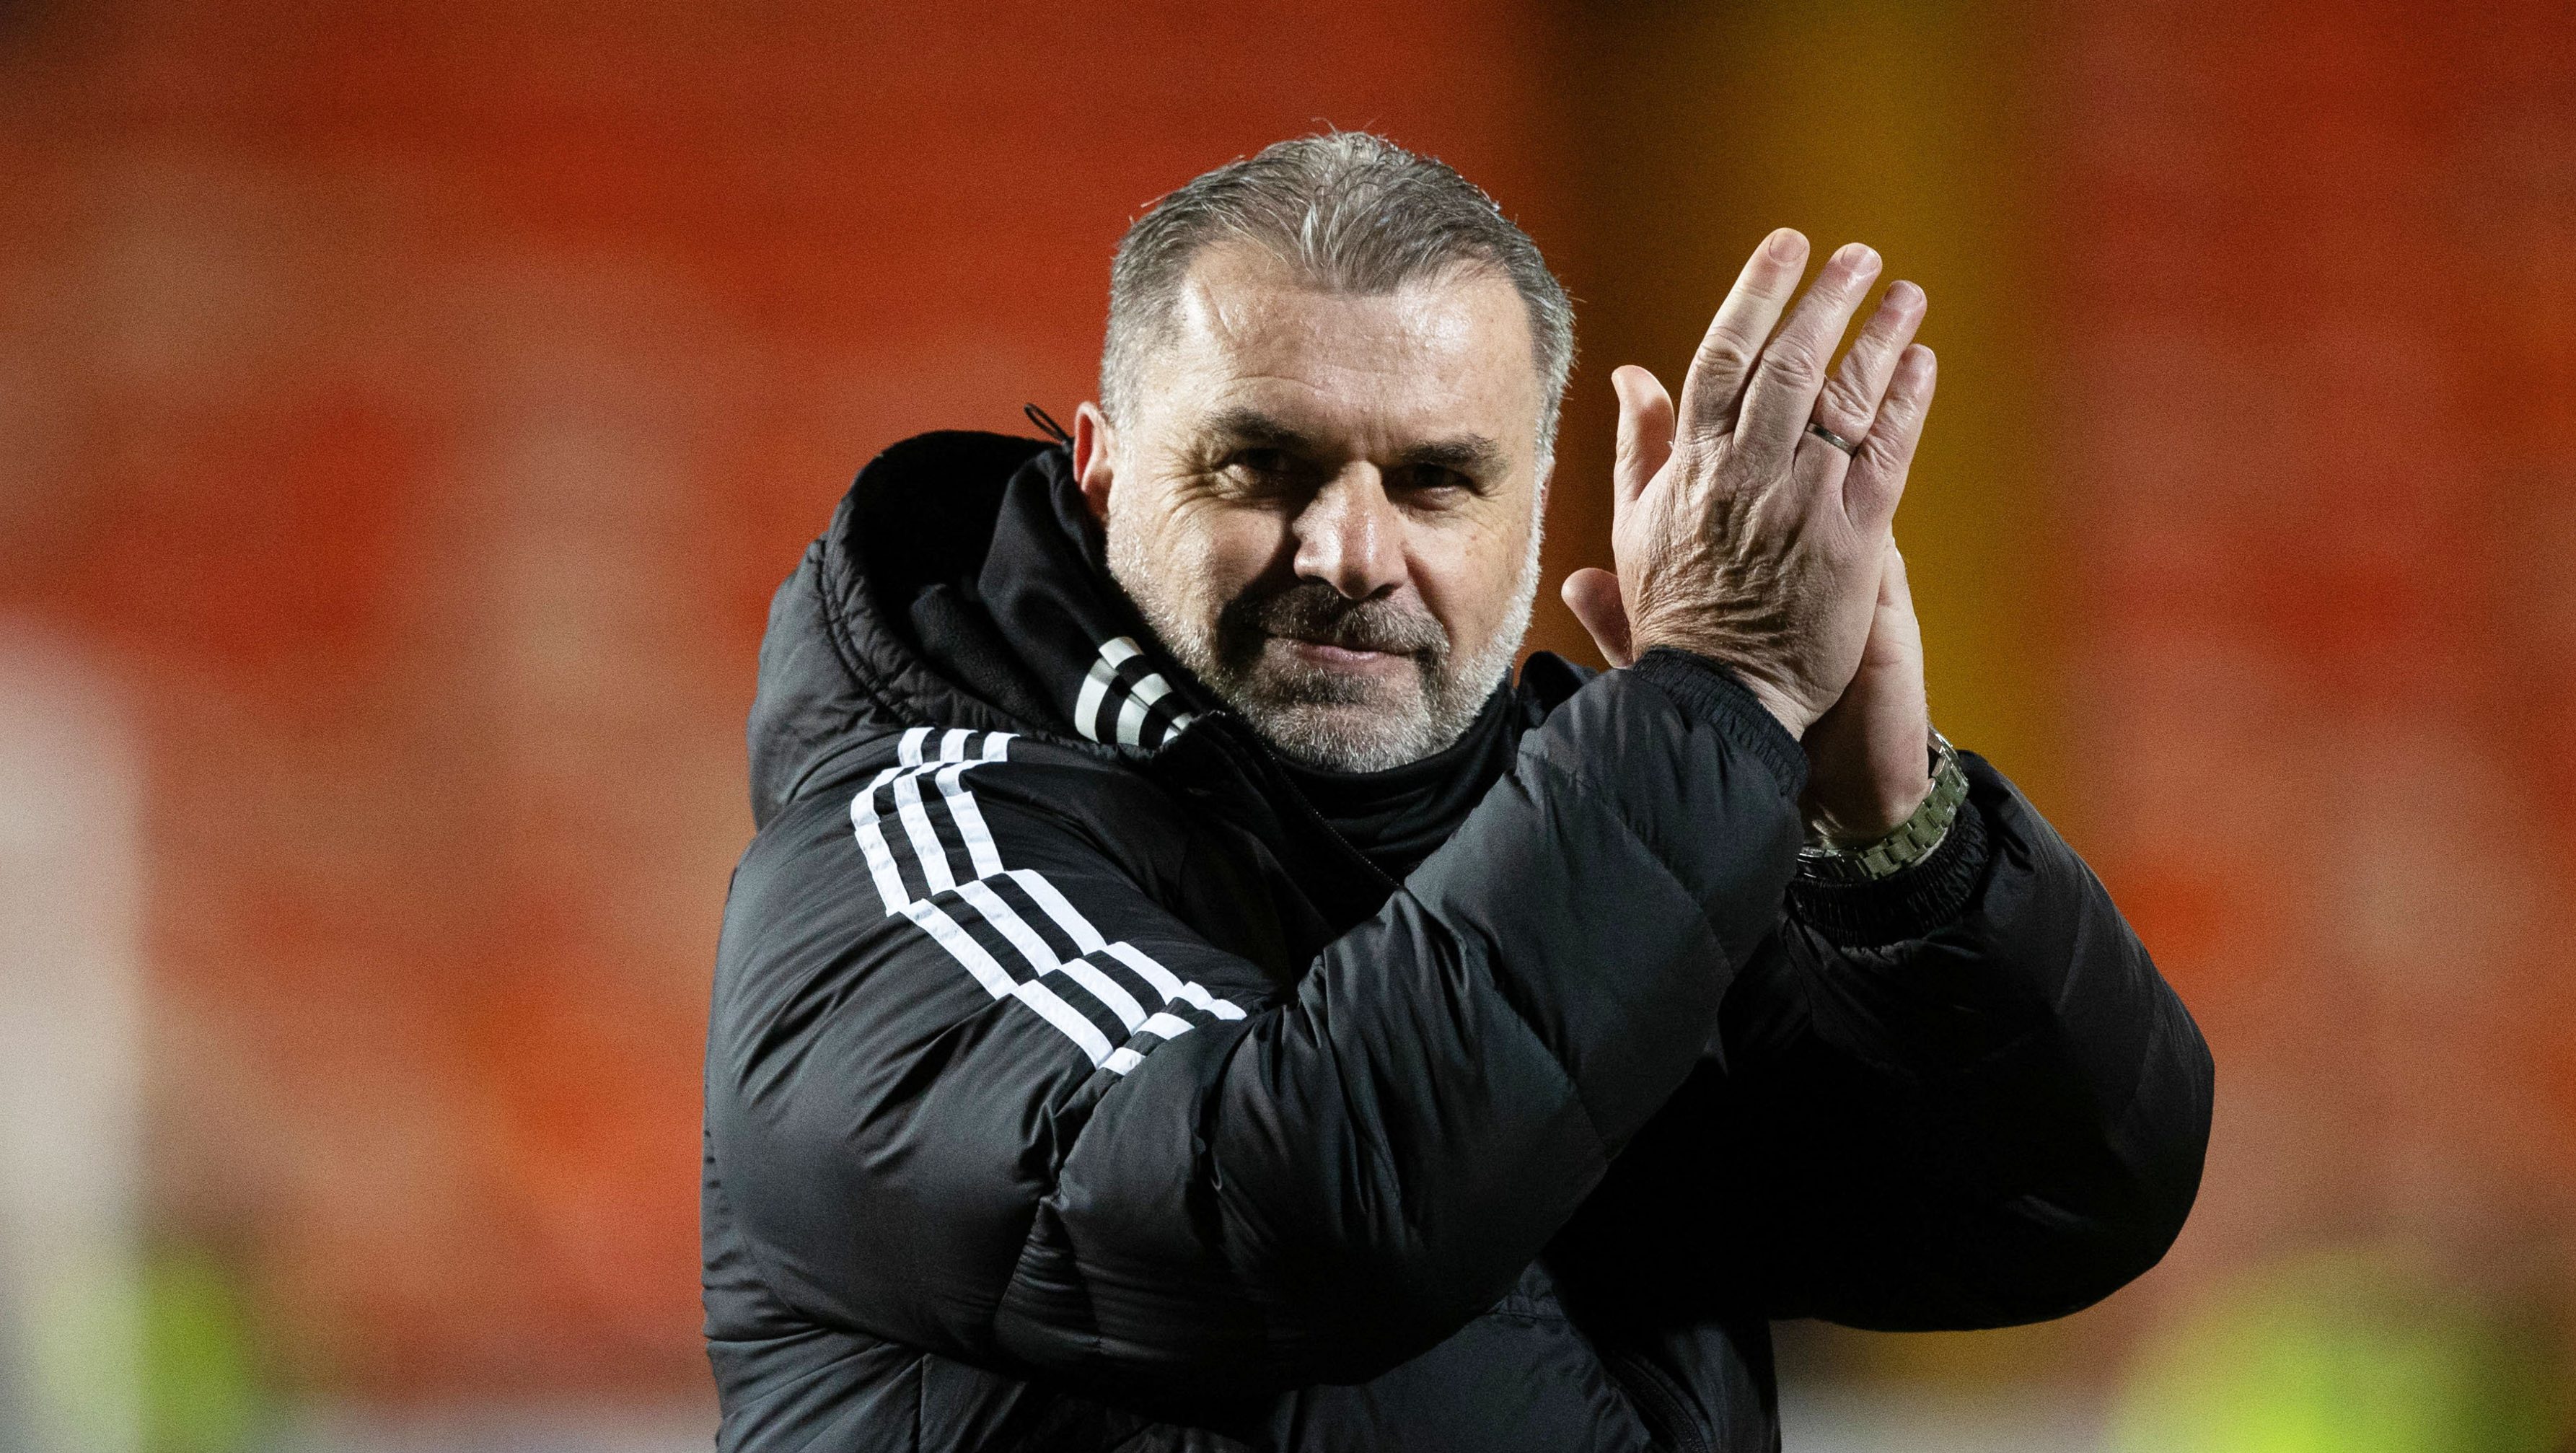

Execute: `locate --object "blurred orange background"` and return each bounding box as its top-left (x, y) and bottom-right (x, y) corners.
top-left (1, 1), bottom-right (2570, 1448)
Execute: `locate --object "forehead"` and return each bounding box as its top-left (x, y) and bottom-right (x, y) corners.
top-left (1140, 242), bottom-right (1539, 452)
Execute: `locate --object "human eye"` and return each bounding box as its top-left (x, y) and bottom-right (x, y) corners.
top-left (1227, 447), bottom-right (1294, 478)
top-left (1213, 447), bottom-right (1310, 500)
top-left (1394, 465), bottom-right (1478, 505)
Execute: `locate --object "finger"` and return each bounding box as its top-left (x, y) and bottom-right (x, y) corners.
top-left (1560, 568), bottom-right (1636, 667)
top-left (1610, 364), bottom-right (1674, 506)
top-left (1810, 280), bottom-right (1926, 451)
top-left (1878, 540), bottom-right (1912, 610)
top-left (1733, 241), bottom-right (1884, 460)
top-left (1841, 344), bottom-right (1937, 532)
top-left (1862, 540), bottom-right (1911, 645)
top-left (1865, 542), bottom-right (1929, 737)
top-left (1788, 281), bottom-right (1925, 501)
top-left (1674, 227), bottom-right (1810, 438)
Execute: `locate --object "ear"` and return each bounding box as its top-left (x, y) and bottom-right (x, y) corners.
top-left (1073, 403), bottom-right (1116, 525)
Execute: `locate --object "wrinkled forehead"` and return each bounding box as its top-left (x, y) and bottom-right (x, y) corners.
top-left (1135, 243), bottom-right (1542, 465)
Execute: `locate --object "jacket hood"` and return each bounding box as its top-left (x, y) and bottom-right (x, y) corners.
top-left (746, 430), bottom-right (1218, 829)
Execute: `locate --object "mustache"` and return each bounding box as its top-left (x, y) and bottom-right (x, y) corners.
top-left (1214, 581), bottom-right (1449, 662)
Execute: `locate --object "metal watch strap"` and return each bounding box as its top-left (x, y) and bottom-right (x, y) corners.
top-left (1798, 731), bottom-right (1968, 884)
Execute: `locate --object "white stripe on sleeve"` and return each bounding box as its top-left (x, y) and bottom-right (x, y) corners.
top-left (848, 725), bottom-right (1251, 1073)
top-left (1011, 979), bottom-right (1113, 1066)
top-left (850, 766), bottom-right (912, 913)
top-left (1049, 958), bottom-right (1147, 1033)
top-left (938, 734), bottom-right (1012, 879)
top-left (954, 878), bottom-right (1063, 973)
top-left (897, 725), bottom-right (933, 767)
top-left (1007, 869), bottom-right (1108, 956)
top-left (902, 900), bottom-right (1016, 1000)
top-left (1102, 941), bottom-right (1248, 1021)
top-left (892, 732), bottom-right (972, 895)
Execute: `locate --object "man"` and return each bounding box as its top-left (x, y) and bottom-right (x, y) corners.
top-left (703, 131), bottom-right (2212, 1452)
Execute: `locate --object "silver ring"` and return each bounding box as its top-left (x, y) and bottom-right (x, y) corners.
top-left (1806, 420), bottom-right (1861, 457)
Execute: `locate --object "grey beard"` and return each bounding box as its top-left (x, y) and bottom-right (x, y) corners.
top-left (1107, 517), bottom-right (1542, 773)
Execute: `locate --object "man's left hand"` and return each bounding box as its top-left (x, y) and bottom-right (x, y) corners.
top-left (1572, 527), bottom-right (1933, 840)
top-left (1798, 541), bottom-right (1932, 844)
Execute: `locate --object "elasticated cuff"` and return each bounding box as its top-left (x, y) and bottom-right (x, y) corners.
top-left (1627, 648), bottom-right (1808, 802)
top-left (1787, 791), bottom-right (1990, 947)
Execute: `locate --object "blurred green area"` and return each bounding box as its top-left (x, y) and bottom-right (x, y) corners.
top-left (140, 1249), bottom-right (265, 1453)
top-left (2108, 1250), bottom-right (2567, 1453)
top-left (19, 1242), bottom-right (264, 1453)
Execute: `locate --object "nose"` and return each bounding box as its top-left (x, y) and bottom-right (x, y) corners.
top-left (1292, 465), bottom-right (1405, 601)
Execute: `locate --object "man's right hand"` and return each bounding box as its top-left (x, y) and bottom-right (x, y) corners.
top-left (1562, 229), bottom-right (1938, 739)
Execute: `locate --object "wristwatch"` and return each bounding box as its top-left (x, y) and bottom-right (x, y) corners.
top-left (1798, 730), bottom-right (1968, 883)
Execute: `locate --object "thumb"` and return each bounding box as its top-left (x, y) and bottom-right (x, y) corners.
top-left (1863, 540), bottom-right (1926, 676)
top-left (1560, 568), bottom-right (1636, 668)
top-left (1878, 540), bottom-right (1914, 615)
top-left (1611, 364), bottom-right (1674, 507)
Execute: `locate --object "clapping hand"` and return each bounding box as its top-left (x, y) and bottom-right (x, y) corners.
top-left (1562, 229), bottom-right (1940, 840)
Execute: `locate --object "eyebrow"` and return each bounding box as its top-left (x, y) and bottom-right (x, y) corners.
top-left (1198, 405), bottom-right (1509, 478)
top-left (1200, 406), bottom-right (1319, 455)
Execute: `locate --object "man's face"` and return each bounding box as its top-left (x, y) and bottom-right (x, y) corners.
top-left (1076, 243), bottom-right (1547, 772)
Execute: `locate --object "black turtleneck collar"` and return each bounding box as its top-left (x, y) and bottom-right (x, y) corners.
top-left (1278, 685), bottom-right (1518, 883)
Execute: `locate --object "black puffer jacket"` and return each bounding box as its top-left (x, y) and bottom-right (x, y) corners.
top-left (703, 431), bottom-right (2213, 1452)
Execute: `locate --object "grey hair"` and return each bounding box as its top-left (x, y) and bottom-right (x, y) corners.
top-left (1100, 130), bottom-right (1575, 470)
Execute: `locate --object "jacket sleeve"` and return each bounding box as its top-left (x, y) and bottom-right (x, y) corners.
top-left (705, 659), bottom-right (1808, 1403)
top-left (1549, 750), bottom-right (2215, 1333)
